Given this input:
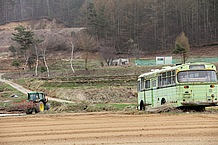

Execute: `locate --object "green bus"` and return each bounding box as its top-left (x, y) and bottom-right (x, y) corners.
top-left (137, 62), bottom-right (218, 111)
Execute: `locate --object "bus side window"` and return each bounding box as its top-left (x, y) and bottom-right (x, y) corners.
top-left (140, 77), bottom-right (145, 91)
top-left (172, 71), bottom-right (175, 84)
top-left (158, 76), bottom-right (161, 86)
top-left (145, 80), bottom-right (150, 89)
top-left (162, 72), bottom-right (167, 85)
top-left (152, 80), bottom-right (157, 88)
top-left (166, 71), bottom-right (171, 84)
top-left (137, 81), bottom-right (140, 92)
top-left (172, 76), bottom-right (175, 84)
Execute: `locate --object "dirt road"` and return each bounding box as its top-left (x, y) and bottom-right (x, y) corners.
top-left (0, 73), bottom-right (74, 104)
top-left (0, 112), bottom-right (218, 145)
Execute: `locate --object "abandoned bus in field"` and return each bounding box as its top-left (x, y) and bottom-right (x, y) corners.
top-left (137, 62), bottom-right (218, 110)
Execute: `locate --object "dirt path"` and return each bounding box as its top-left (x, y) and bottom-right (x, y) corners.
top-left (0, 112), bottom-right (218, 145)
top-left (0, 73), bottom-right (74, 103)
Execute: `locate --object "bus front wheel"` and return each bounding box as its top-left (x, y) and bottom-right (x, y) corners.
top-left (140, 101), bottom-right (145, 110)
top-left (161, 98), bottom-right (166, 105)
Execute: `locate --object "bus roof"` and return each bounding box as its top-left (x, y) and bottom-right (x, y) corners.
top-left (28, 92), bottom-right (44, 94)
top-left (138, 62), bottom-right (216, 78)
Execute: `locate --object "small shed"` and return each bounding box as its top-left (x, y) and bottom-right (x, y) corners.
top-left (112, 58), bottom-right (129, 66)
top-left (156, 56), bottom-right (172, 65)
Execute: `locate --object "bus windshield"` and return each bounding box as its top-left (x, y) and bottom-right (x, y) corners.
top-left (178, 70), bottom-right (217, 83)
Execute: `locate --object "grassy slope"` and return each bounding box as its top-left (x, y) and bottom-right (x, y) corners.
top-left (0, 82), bottom-right (25, 108)
top-left (1, 49), bottom-right (218, 112)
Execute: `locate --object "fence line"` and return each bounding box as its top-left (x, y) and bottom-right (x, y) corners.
top-left (135, 57), bottom-right (218, 66)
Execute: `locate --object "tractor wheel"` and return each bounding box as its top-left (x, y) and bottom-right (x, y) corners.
top-left (45, 103), bottom-right (51, 110)
top-left (37, 102), bottom-right (45, 112)
top-left (32, 109), bottom-right (36, 114)
top-left (26, 109), bottom-right (32, 114)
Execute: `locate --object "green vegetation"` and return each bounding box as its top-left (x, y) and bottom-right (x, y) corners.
top-left (2, 58), bottom-right (218, 114)
top-left (50, 101), bottom-right (137, 113)
top-left (12, 59), bottom-right (21, 69)
top-left (205, 107), bottom-right (218, 112)
top-left (49, 59), bottom-right (104, 72)
top-left (172, 32), bottom-right (190, 64)
top-left (0, 82), bottom-right (25, 107)
top-left (11, 25), bottom-right (35, 70)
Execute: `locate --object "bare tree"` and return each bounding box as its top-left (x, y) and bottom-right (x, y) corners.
top-left (70, 41), bottom-right (75, 73)
top-left (41, 45), bottom-right (49, 77)
top-left (77, 31), bottom-right (98, 70)
top-left (37, 33), bottom-right (50, 77)
top-left (33, 38), bottom-right (43, 76)
top-left (34, 43), bottom-right (39, 76)
top-left (100, 46), bottom-right (116, 66)
top-left (40, 39), bottom-right (50, 77)
top-left (67, 31), bottom-right (78, 73)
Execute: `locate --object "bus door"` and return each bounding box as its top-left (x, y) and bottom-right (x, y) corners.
top-left (151, 79), bottom-right (157, 107)
top-left (138, 78), bottom-right (146, 110)
top-left (145, 79), bottom-right (152, 107)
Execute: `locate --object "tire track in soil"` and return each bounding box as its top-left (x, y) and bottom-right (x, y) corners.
top-left (0, 113), bottom-right (218, 145)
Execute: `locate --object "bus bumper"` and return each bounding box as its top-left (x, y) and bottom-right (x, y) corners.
top-left (181, 101), bottom-right (218, 106)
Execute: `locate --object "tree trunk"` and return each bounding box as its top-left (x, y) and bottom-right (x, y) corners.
top-left (182, 53), bottom-right (186, 64)
top-left (46, 0), bottom-right (50, 17)
top-left (85, 51), bottom-right (88, 70)
top-left (70, 42), bottom-right (75, 73)
top-left (34, 44), bottom-right (39, 76)
top-left (20, 0), bottom-right (24, 20)
top-left (24, 51), bottom-right (29, 71)
top-left (43, 49), bottom-right (49, 77)
top-left (85, 59), bottom-right (88, 70)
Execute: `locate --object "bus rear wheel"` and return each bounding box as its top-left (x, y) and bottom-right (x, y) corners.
top-left (195, 107), bottom-right (205, 112)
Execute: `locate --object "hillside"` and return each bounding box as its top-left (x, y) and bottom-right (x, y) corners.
top-left (0, 19), bottom-right (217, 73)
top-left (0, 19), bottom-right (84, 59)
top-left (1, 0), bottom-right (217, 53)
top-left (0, 19), bottom-right (217, 116)
top-left (0, 19), bottom-right (218, 58)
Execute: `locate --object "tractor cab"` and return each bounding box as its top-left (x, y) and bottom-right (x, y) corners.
top-left (27, 92), bottom-right (47, 103)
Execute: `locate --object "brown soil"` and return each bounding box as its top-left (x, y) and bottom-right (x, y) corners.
top-left (0, 19), bottom-right (64, 31)
top-left (1, 112), bottom-right (218, 145)
top-left (145, 45), bottom-right (218, 58)
top-left (190, 45), bottom-right (218, 57)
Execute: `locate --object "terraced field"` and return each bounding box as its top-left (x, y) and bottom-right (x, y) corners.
top-left (1, 112), bottom-right (218, 145)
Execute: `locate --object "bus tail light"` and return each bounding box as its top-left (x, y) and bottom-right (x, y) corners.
top-left (184, 86), bottom-right (189, 89)
top-left (210, 84), bottom-right (215, 88)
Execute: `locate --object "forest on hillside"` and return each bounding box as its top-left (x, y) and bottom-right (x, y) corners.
top-left (0, 0), bottom-right (217, 54)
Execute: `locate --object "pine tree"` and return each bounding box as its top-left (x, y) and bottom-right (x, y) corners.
top-left (87, 2), bottom-right (97, 36)
top-left (12, 25), bottom-right (34, 49)
top-left (96, 5), bottom-right (108, 39)
top-left (11, 25), bottom-right (34, 69)
top-left (172, 32), bottom-right (190, 64)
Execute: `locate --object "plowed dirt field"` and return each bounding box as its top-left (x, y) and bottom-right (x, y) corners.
top-left (1, 112), bottom-right (218, 145)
